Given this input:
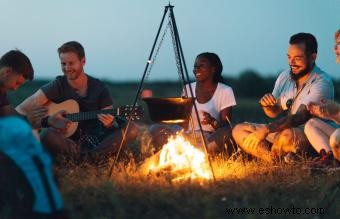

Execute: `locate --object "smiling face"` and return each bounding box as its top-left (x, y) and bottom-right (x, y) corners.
top-left (59, 52), bottom-right (85, 81)
top-left (287, 43), bottom-right (316, 81)
top-left (193, 57), bottom-right (216, 82)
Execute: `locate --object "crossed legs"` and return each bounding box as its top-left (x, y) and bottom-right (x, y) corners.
top-left (305, 118), bottom-right (340, 161)
top-left (40, 122), bottom-right (139, 158)
top-left (232, 122), bottom-right (310, 163)
top-left (330, 128), bottom-right (340, 161)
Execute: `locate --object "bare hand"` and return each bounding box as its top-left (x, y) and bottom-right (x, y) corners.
top-left (308, 100), bottom-right (339, 120)
top-left (259, 93), bottom-right (277, 107)
top-left (27, 105), bottom-right (48, 129)
top-left (201, 111), bottom-right (213, 125)
top-left (98, 113), bottom-right (115, 128)
top-left (48, 110), bottom-right (71, 132)
top-left (201, 111), bottom-right (219, 129)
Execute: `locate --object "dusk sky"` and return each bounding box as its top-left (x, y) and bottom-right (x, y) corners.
top-left (1, 0), bottom-right (339, 81)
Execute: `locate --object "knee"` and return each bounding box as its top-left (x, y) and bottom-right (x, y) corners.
top-left (330, 129), bottom-right (340, 161)
top-left (330, 129), bottom-right (340, 149)
top-left (304, 118), bottom-right (317, 134)
top-left (125, 122), bottom-right (139, 140)
top-left (304, 118), bottom-right (321, 136)
top-left (148, 124), bottom-right (171, 149)
top-left (278, 129), bottom-right (295, 143)
top-left (232, 123), bottom-right (248, 145)
top-left (275, 129), bottom-right (308, 154)
top-left (40, 128), bottom-right (60, 143)
top-left (40, 129), bottom-right (65, 153)
top-left (273, 129), bottom-right (296, 153)
top-left (149, 124), bottom-right (167, 136)
top-left (232, 123), bottom-right (242, 141)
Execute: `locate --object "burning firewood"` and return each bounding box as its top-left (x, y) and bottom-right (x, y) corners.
top-left (138, 134), bottom-right (213, 181)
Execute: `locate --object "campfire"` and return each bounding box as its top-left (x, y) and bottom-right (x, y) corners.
top-left (140, 133), bottom-right (213, 182)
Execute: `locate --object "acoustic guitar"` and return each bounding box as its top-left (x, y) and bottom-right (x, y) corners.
top-left (44, 99), bottom-right (143, 137)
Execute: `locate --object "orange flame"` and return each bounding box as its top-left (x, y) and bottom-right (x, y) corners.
top-left (145, 134), bottom-right (213, 181)
top-left (160, 119), bottom-right (186, 124)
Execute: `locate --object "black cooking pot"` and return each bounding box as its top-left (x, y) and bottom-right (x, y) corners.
top-left (142, 97), bottom-right (194, 123)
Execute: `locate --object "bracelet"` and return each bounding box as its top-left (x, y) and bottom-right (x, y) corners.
top-left (112, 121), bottom-right (119, 128)
top-left (106, 121), bottom-right (119, 130)
top-left (41, 116), bottom-right (50, 128)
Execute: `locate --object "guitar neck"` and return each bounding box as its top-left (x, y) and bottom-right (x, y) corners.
top-left (65, 108), bottom-right (118, 122)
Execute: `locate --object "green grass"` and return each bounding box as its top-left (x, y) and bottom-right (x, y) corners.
top-left (55, 157), bottom-right (340, 219)
top-left (6, 80), bottom-right (340, 218)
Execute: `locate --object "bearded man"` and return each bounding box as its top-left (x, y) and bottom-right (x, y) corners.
top-left (232, 33), bottom-right (334, 163)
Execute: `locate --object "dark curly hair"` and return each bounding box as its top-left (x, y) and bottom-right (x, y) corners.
top-left (196, 52), bottom-right (223, 83)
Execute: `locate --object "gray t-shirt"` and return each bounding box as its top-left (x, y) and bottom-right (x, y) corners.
top-left (41, 75), bottom-right (113, 143)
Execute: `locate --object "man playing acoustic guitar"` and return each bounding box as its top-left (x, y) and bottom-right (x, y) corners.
top-left (17, 41), bottom-right (139, 158)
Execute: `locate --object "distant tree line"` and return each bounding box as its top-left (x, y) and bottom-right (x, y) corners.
top-left (136, 69), bottom-right (340, 101)
top-left (223, 69), bottom-right (276, 99)
top-left (9, 70), bottom-right (340, 106)
top-left (225, 69), bottom-right (339, 101)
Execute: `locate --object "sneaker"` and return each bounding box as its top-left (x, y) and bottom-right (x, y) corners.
top-left (310, 149), bottom-right (337, 168)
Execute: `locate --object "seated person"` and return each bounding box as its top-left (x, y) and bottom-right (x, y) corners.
top-left (304, 29), bottom-right (340, 165)
top-left (16, 41), bottom-right (138, 159)
top-left (0, 49), bottom-right (67, 218)
top-left (0, 50), bottom-right (34, 116)
top-left (0, 50), bottom-right (69, 131)
top-left (149, 52), bottom-right (236, 155)
top-left (232, 33), bottom-right (334, 163)
top-left (0, 116), bottom-right (65, 218)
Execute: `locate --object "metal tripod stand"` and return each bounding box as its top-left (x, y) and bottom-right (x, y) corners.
top-left (109, 4), bottom-right (216, 181)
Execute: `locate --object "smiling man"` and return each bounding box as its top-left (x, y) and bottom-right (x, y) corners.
top-left (232, 33), bottom-right (334, 163)
top-left (17, 41), bottom-right (138, 158)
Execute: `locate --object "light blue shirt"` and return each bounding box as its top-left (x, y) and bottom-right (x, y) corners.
top-left (272, 65), bottom-right (334, 114)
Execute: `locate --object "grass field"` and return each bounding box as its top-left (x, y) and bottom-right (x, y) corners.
top-left (56, 157), bottom-right (339, 219)
top-left (5, 80), bottom-right (340, 219)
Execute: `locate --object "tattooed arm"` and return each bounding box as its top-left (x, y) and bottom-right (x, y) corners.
top-left (267, 104), bottom-right (311, 133)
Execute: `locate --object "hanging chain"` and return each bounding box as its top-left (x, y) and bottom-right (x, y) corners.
top-left (139, 20), bottom-right (171, 96)
top-left (140, 14), bottom-right (187, 97)
top-left (169, 18), bottom-right (186, 92)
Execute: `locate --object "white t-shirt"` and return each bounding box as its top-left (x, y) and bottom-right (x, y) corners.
top-left (272, 65), bottom-right (334, 114)
top-left (184, 82), bottom-right (236, 132)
